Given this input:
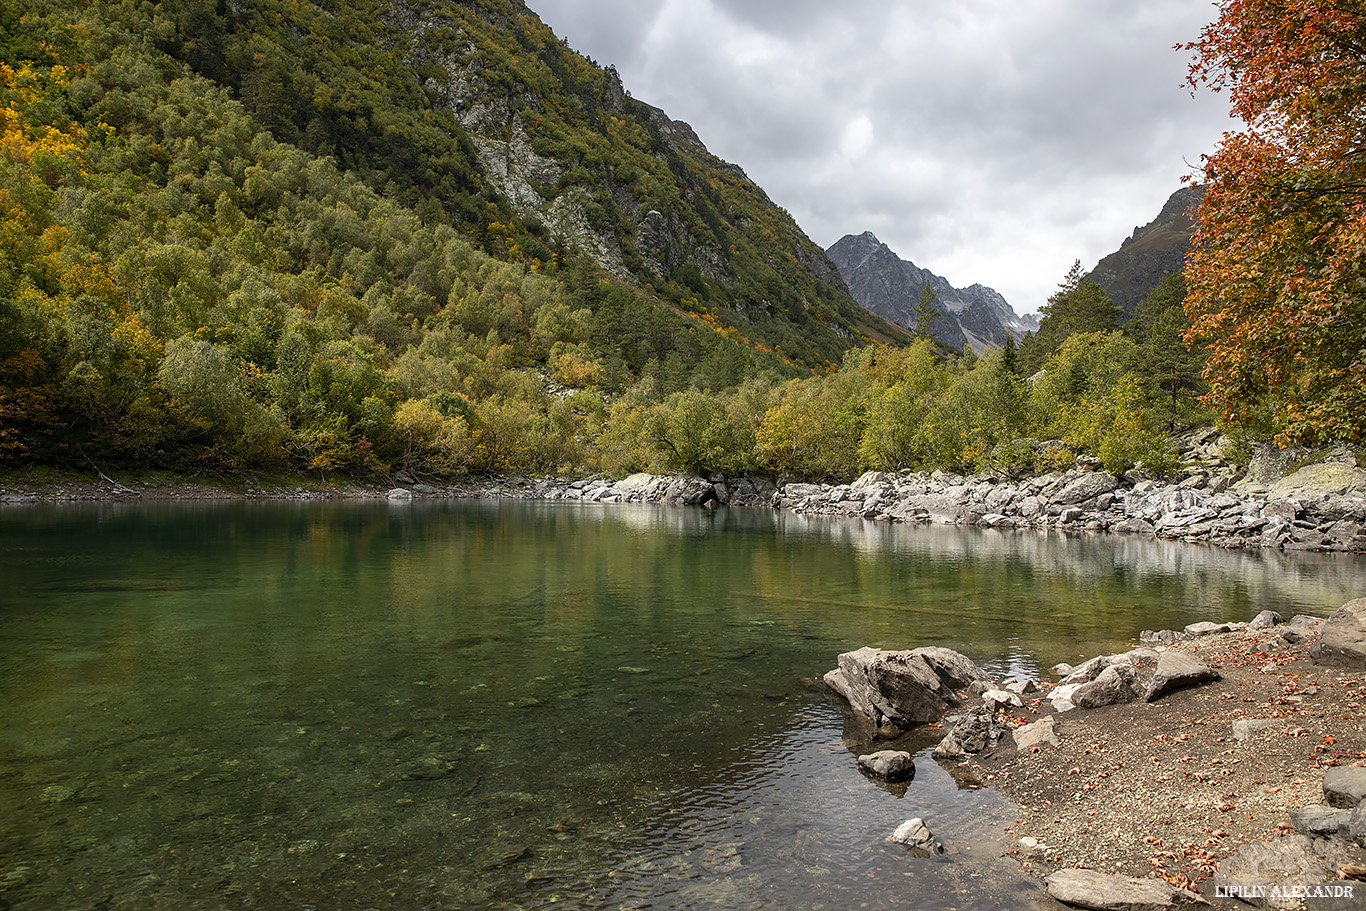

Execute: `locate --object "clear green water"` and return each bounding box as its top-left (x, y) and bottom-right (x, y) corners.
top-left (2, 499), bottom-right (1363, 910)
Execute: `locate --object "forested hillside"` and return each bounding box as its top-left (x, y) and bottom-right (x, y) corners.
top-left (3, 0), bottom-right (1337, 484)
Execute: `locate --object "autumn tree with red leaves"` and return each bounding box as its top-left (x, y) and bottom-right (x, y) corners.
top-left (1184, 1), bottom-right (1366, 444)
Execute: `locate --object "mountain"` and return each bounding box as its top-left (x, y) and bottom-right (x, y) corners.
top-left (3, 0), bottom-right (920, 477)
top-left (825, 232), bottom-right (1038, 352)
top-left (152, 0), bottom-right (905, 367)
top-left (1088, 186), bottom-right (1204, 320)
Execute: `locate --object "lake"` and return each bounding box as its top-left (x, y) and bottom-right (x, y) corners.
top-left (2, 499), bottom-right (1363, 910)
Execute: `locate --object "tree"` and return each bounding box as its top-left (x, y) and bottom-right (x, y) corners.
top-left (1017, 261), bottom-right (1120, 375)
top-left (1184, 1), bottom-right (1366, 444)
top-left (1128, 273), bottom-right (1207, 432)
top-left (911, 281), bottom-right (941, 340)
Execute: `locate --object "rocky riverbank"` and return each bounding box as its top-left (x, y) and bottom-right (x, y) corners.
top-left (821, 601), bottom-right (1366, 909)
top-left (4, 436), bottom-right (1365, 555)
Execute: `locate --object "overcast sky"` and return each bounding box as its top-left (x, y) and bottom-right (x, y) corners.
top-left (528, 0), bottom-right (1234, 316)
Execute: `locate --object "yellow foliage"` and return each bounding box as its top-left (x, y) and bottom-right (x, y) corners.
top-left (0, 63), bottom-right (87, 172)
top-left (550, 350), bottom-right (604, 388)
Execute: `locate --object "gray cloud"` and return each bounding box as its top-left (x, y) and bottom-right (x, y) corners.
top-left (529, 0), bottom-right (1232, 314)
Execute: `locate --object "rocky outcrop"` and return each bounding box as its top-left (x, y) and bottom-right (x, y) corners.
top-left (1088, 186), bottom-right (1204, 321)
top-left (822, 646), bottom-right (994, 734)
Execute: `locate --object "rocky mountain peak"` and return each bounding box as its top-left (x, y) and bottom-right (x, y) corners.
top-left (826, 233), bottom-right (1037, 352)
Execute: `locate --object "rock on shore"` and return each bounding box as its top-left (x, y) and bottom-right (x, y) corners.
top-left (823, 646), bottom-right (994, 734)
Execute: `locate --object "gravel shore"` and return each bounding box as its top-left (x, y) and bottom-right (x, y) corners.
top-left (963, 624), bottom-right (1366, 904)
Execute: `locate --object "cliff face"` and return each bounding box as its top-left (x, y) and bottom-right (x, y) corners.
top-left (1089, 186), bottom-right (1204, 320)
top-left (826, 232), bottom-right (1037, 352)
top-left (379, 0), bottom-right (900, 360)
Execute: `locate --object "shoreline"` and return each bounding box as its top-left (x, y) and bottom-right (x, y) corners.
top-left (6, 467), bottom-right (1366, 906)
top-left (961, 619), bottom-right (1366, 907)
top-left (4, 460), bottom-right (1365, 554)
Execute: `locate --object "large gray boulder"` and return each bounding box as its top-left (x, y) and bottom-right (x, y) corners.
top-left (823, 646), bottom-right (993, 732)
top-left (1212, 834), bottom-right (1353, 909)
top-left (1289, 805), bottom-right (1350, 838)
top-left (1143, 651), bottom-right (1220, 703)
top-left (1053, 471), bottom-right (1122, 506)
top-left (1044, 868), bottom-right (1209, 909)
top-left (1310, 598), bottom-right (1366, 669)
top-left (659, 476), bottom-right (719, 506)
top-left (1322, 765), bottom-right (1366, 809)
top-left (1351, 803), bottom-right (1366, 848)
top-left (1072, 665), bottom-right (1140, 709)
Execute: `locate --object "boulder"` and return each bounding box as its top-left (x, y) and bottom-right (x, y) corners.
top-left (1289, 805), bottom-right (1351, 838)
top-left (1013, 716), bottom-right (1060, 751)
top-left (1212, 834), bottom-right (1353, 909)
top-left (823, 646), bottom-right (993, 732)
top-left (888, 817), bottom-right (943, 855)
top-left (1310, 598), bottom-right (1366, 669)
top-left (659, 476), bottom-right (719, 507)
top-left (1049, 683), bottom-right (1084, 713)
top-left (1322, 765), bottom-right (1366, 809)
top-left (1184, 621), bottom-right (1232, 637)
top-left (1352, 803), bottom-right (1366, 848)
top-left (932, 708), bottom-right (1010, 759)
top-left (1114, 516), bottom-right (1156, 535)
top-left (1060, 648), bottom-right (1160, 687)
top-left (982, 688), bottom-right (1023, 711)
top-left (1143, 651), bottom-right (1220, 703)
top-left (1072, 665), bottom-right (1140, 709)
top-left (856, 750), bottom-right (915, 782)
top-left (1053, 472), bottom-right (1122, 506)
top-left (1044, 868), bottom-right (1209, 910)
top-left (1248, 610), bottom-right (1285, 630)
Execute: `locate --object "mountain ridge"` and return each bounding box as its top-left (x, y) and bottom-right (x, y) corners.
top-left (1088, 185), bottom-right (1204, 320)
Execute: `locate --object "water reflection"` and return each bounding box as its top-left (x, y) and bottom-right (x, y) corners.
top-left (1, 499), bottom-right (1362, 910)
